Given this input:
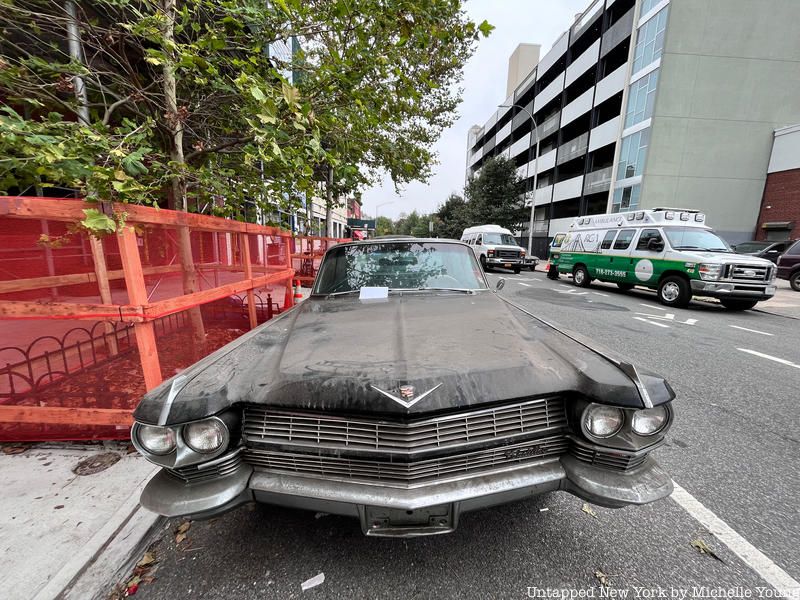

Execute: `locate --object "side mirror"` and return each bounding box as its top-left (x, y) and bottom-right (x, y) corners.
top-left (647, 238), bottom-right (664, 252)
top-left (496, 278), bottom-right (505, 291)
top-left (475, 240), bottom-right (482, 246)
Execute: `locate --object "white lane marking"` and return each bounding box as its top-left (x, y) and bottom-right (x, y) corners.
top-left (640, 303), bottom-right (668, 310)
top-left (633, 316), bottom-right (670, 328)
top-left (671, 481), bottom-right (800, 595)
top-left (636, 312), bottom-right (698, 326)
top-left (517, 282), bottom-right (532, 287)
top-left (558, 289), bottom-right (588, 296)
top-left (737, 348), bottom-right (800, 369)
top-left (591, 292), bottom-right (609, 297)
top-left (729, 325), bottom-right (773, 336)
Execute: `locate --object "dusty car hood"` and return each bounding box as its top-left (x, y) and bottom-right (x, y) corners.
top-left (677, 251), bottom-right (773, 266)
top-left (134, 292), bottom-right (673, 425)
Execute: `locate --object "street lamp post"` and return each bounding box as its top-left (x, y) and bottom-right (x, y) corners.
top-left (499, 104), bottom-right (540, 258)
top-left (374, 201), bottom-right (394, 234)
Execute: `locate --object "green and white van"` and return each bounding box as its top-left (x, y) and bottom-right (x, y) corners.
top-left (549, 208), bottom-right (777, 310)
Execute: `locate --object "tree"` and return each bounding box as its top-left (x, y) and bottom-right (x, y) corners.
top-left (0, 0), bottom-right (492, 232)
top-left (375, 215), bottom-right (394, 236)
top-left (463, 156), bottom-right (527, 231)
top-left (434, 193), bottom-right (471, 239)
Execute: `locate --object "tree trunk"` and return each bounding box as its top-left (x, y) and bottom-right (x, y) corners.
top-left (325, 165), bottom-right (334, 238)
top-left (162, 0), bottom-right (206, 358)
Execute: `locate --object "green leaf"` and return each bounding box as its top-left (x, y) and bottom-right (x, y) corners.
top-left (80, 209), bottom-right (117, 235)
top-left (478, 20), bottom-right (495, 37)
top-left (250, 86), bottom-right (266, 102)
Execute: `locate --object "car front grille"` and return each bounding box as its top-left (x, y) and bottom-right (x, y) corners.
top-left (166, 449), bottom-right (243, 484)
top-left (242, 397), bottom-right (567, 456)
top-left (243, 436), bottom-right (568, 487)
top-left (725, 264), bottom-right (771, 281)
top-left (498, 250), bottom-right (520, 259)
top-left (570, 439), bottom-right (649, 471)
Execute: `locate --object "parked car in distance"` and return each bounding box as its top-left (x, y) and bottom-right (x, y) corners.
top-left (131, 237), bottom-right (676, 537)
top-left (733, 240), bottom-right (797, 263)
top-left (777, 239), bottom-right (800, 291)
top-left (461, 224), bottom-right (526, 274)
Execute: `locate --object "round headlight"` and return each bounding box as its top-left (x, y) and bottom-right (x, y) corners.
top-left (183, 418), bottom-right (227, 453)
top-left (137, 425), bottom-right (176, 455)
top-left (632, 405), bottom-right (669, 436)
top-left (583, 405), bottom-right (624, 438)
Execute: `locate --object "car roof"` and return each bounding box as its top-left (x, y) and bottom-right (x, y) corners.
top-left (462, 224), bottom-right (512, 235)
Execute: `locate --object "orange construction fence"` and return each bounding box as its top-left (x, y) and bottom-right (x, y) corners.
top-left (0, 196), bottom-right (348, 441)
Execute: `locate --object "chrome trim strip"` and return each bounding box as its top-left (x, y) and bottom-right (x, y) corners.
top-left (158, 375), bottom-right (187, 426)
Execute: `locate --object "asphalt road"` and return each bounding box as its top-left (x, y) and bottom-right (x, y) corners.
top-left (131, 272), bottom-right (800, 600)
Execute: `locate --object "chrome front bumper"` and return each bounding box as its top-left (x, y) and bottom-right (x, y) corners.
top-left (140, 455), bottom-right (673, 535)
top-left (691, 279), bottom-right (776, 300)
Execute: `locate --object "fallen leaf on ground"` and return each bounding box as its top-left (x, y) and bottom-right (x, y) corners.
top-left (301, 572), bottom-right (325, 591)
top-left (594, 570), bottom-right (612, 587)
top-left (691, 538), bottom-right (724, 562)
top-left (175, 521), bottom-right (191, 543)
top-left (136, 552), bottom-right (156, 568)
top-left (54, 505), bottom-right (65, 510)
top-left (581, 503), bottom-right (598, 519)
top-left (2, 445), bottom-right (29, 455)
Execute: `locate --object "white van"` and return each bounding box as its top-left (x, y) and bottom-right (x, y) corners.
top-left (461, 225), bottom-right (527, 274)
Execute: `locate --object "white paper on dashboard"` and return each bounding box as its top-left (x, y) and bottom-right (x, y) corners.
top-left (359, 286), bottom-right (389, 300)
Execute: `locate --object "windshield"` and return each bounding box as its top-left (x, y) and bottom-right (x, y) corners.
top-left (734, 242), bottom-right (771, 253)
top-left (482, 233), bottom-right (518, 246)
top-left (313, 242), bottom-right (488, 294)
top-left (663, 228), bottom-right (732, 252)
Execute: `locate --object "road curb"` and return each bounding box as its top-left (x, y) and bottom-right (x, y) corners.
top-left (31, 468), bottom-right (162, 600)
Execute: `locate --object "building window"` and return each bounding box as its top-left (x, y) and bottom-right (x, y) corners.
top-left (625, 69), bottom-right (659, 128)
top-left (632, 7), bottom-right (669, 73)
top-left (617, 129), bottom-right (650, 180)
top-left (612, 185), bottom-right (641, 213)
top-left (640, 0), bottom-right (663, 17)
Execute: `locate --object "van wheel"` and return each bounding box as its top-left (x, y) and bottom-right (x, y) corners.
top-left (513, 267), bottom-right (521, 274)
top-left (480, 255), bottom-right (491, 272)
top-left (720, 299), bottom-right (759, 311)
top-left (547, 266), bottom-right (559, 280)
top-left (573, 265), bottom-right (591, 288)
top-left (658, 275), bottom-right (691, 308)
top-left (791, 272), bottom-right (800, 292)
top-left (616, 283), bottom-right (635, 291)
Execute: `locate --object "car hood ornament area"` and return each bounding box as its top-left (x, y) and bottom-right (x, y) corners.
top-left (370, 383), bottom-right (443, 409)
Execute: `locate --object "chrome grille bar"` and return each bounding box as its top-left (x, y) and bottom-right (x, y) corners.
top-left (243, 397), bottom-right (567, 455)
top-left (244, 436), bottom-right (568, 488)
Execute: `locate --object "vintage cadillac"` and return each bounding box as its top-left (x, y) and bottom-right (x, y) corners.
top-left (132, 238), bottom-right (675, 537)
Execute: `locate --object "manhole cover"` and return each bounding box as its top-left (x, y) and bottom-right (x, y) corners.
top-left (73, 452), bottom-right (121, 476)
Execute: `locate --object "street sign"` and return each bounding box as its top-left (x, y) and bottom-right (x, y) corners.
top-left (347, 218), bottom-right (376, 229)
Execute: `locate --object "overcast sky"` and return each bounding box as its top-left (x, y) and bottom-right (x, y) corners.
top-left (360, 0), bottom-right (589, 221)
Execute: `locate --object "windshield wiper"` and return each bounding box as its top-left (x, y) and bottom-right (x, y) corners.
top-left (322, 289), bottom-right (361, 297)
top-left (673, 245), bottom-right (708, 251)
top-left (414, 287), bottom-right (480, 293)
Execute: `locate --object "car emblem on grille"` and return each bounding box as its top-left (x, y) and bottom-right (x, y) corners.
top-left (743, 269), bottom-right (756, 278)
top-left (370, 383), bottom-right (443, 409)
top-left (399, 385), bottom-right (415, 399)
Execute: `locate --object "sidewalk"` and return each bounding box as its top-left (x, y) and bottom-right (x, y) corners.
top-left (0, 442), bottom-right (160, 600)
